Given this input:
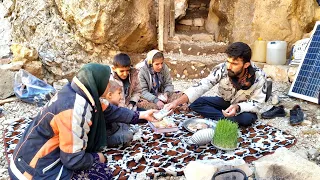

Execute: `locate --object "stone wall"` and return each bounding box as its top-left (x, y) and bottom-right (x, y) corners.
top-left (208, 0), bottom-right (320, 48)
top-left (0, 0), bottom-right (320, 82)
top-left (0, 0), bottom-right (157, 82)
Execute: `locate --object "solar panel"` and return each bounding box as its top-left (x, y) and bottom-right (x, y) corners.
top-left (288, 21), bottom-right (320, 104)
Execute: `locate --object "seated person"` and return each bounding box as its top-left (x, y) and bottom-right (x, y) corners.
top-left (102, 80), bottom-right (135, 147)
top-left (8, 63), bottom-right (157, 180)
top-left (110, 53), bottom-right (141, 111)
top-left (138, 50), bottom-right (185, 110)
top-left (165, 42), bottom-right (267, 127)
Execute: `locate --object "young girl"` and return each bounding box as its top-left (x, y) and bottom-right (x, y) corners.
top-left (8, 63), bottom-right (157, 180)
top-left (138, 50), bottom-right (185, 110)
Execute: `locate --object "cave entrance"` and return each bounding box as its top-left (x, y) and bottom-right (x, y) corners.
top-left (157, 0), bottom-right (221, 52)
top-left (175, 0), bottom-right (210, 34)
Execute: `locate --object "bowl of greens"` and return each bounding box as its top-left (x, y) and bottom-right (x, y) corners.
top-left (211, 119), bottom-right (239, 151)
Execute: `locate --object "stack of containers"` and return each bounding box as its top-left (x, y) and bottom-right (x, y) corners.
top-left (266, 41), bottom-right (287, 65)
top-left (251, 38), bottom-right (287, 65)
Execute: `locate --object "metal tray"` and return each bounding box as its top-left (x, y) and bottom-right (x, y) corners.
top-left (183, 118), bottom-right (217, 133)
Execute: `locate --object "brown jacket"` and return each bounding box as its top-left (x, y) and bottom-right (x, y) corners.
top-left (110, 67), bottom-right (141, 107)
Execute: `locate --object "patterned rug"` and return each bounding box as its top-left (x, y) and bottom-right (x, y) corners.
top-left (3, 114), bottom-right (297, 180)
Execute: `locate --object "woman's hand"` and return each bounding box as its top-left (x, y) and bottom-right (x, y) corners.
top-left (97, 152), bottom-right (106, 163)
top-left (139, 109), bottom-right (159, 122)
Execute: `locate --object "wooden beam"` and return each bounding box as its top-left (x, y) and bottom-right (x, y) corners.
top-left (158, 0), bottom-right (164, 51)
top-left (163, 0), bottom-right (170, 45)
top-left (169, 0), bottom-right (175, 37)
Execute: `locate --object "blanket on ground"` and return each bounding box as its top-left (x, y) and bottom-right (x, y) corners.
top-left (3, 114), bottom-right (296, 179)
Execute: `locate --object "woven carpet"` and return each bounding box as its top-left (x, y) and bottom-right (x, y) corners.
top-left (3, 114), bottom-right (296, 179)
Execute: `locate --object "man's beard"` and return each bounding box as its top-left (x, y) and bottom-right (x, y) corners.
top-left (228, 68), bottom-right (243, 78)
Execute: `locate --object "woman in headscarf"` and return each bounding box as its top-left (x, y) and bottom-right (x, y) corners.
top-left (137, 50), bottom-right (187, 111)
top-left (8, 63), bottom-right (157, 180)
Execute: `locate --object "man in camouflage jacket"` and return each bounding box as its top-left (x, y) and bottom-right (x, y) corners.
top-left (165, 42), bottom-right (267, 126)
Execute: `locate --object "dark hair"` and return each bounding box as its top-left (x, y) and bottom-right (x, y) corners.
top-left (225, 42), bottom-right (252, 63)
top-left (152, 52), bottom-right (164, 61)
top-left (113, 53), bottom-right (131, 67)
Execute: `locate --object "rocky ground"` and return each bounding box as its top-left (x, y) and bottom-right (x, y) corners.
top-left (0, 80), bottom-right (319, 180)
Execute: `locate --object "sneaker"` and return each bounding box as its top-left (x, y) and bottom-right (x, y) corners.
top-left (290, 105), bottom-right (304, 125)
top-left (261, 105), bottom-right (286, 119)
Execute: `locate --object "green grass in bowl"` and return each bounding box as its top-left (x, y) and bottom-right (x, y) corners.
top-left (213, 119), bottom-right (239, 149)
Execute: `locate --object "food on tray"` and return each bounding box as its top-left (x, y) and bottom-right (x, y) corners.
top-left (152, 117), bottom-right (177, 128)
top-left (153, 109), bottom-right (170, 120)
top-left (158, 94), bottom-right (168, 102)
top-left (187, 122), bottom-right (209, 132)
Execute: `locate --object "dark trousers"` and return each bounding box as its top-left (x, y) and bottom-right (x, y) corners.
top-left (189, 96), bottom-right (257, 127)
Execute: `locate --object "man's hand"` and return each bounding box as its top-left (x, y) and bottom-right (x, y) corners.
top-left (156, 100), bottom-right (165, 109)
top-left (164, 100), bottom-right (177, 112)
top-left (222, 104), bottom-right (240, 117)
top-left (97, 152), bottom-right (106, 163)
top-left (139, 109), bottom-right (159, 122)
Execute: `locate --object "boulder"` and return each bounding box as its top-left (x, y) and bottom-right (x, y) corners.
top-left (288, 66), bottom-right (299, 82)
top-left (23, 60), bottom-right (43, 79)
top-left (263, 65), bottom-right (289, 82)
top-left (0, 69), bottom-right (15, 99)
top-left (10, 44), bottom-right (38, 62)
top-left (254, 147), bottom-right (320, 180)
top-left (209, 0), bottom-right (319, 50)
top-left (55, 0), bottom-right (157, 53)
top-left (0, 61), bottom-right (24, 71)
top-left (0, 2), bottom-right (13, 58)
top-left (9, 0), bottom-right (157, 79)
top-left (175, 0), bottom-right (188, 20)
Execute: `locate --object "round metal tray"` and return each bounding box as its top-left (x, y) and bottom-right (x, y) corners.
top-left (183, 118), bottom-right (217, 133)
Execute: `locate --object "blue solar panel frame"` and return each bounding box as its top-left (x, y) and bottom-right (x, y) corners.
top-left (288, 21), bottom-right (320, 104)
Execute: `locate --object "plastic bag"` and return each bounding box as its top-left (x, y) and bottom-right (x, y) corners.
top-left (14, 69), bottom-right (56, 106)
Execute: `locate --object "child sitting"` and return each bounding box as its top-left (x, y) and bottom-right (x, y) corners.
top-left (110, 53), bottom-right (142, 111)
top-left (104, 80), bottom-right (123, 106)
top-left (102, 80), bottom-right (135, 147)
top-left (137, 50), bottom-right (186, 110)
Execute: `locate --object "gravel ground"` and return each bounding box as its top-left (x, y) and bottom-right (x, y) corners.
top-left (0, 80), bottom-right (319, 180)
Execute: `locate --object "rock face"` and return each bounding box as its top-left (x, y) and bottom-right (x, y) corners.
top-left (55, 0), bottom-right (157, 53)
top-left (5, 0), bottom-right (157, 79)
top-left (208, 0), bottom-right (319, 48)
top-left (0, 2), bottom-right (13, 58)
top-left (254, 148), bottom-right (320, 180)
top-left (0, 69), bottom-right (15, 99)
top-left (175, 0), bottom-right (188, 20)
top-left (1, 0), bottom-right (320, 80)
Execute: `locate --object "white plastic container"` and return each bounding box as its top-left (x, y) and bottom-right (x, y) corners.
top-left (251, 37), bottom-right (267, 63)
top-left (266, 41), bottom-right (287, 65)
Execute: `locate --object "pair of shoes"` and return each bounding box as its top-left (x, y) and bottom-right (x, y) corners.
top-left (290, 105), bottom-right (304, 125)
top-left (261, 105), bottom-right (286, 119)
